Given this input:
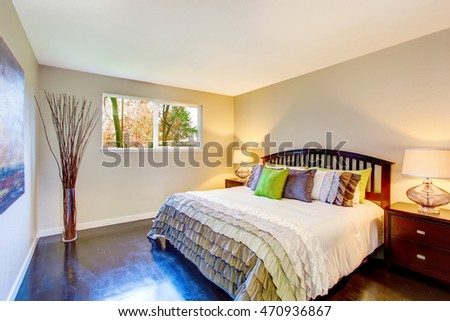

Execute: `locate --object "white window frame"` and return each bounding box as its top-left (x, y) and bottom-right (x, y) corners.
top-left (101, 93), bottom-right (203, 152)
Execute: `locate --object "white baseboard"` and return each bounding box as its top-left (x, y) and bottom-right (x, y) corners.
top-left (7, 235), bottom-right (39, 301)
top-left (38, 211), bottom-right (158, 238)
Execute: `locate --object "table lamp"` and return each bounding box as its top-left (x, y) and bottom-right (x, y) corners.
top-left (233, 148), bottom-right (260, 180)
top-left (402, 148), bottom-right (450, 214)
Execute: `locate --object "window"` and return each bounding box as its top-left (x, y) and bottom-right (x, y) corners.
top-left (102, 94), bottom-right (202, 149)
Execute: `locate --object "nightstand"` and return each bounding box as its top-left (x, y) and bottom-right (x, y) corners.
top-left (385, 202), bottom-right (450, 284)
top-left (225, 178), bottom-right (245, 188)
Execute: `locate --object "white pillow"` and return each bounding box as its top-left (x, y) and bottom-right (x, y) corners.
top-left (311, 170), bottom-right (329, 200)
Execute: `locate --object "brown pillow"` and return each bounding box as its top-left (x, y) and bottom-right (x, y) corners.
top-left (334, 172), bottom-right (361, 207)
top-left (282, 169), bottom-right (317, 203)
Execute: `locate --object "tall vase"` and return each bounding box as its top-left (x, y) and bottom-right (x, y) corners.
top-left (63, 188), bottom-right (77, 242)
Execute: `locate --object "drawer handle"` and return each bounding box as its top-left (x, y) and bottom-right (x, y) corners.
top-left (416, 230), bottom-right (426, 235)
top-left (416, 254), bottom-right (426, 261)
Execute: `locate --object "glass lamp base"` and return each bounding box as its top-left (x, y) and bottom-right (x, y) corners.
top-left (417, 205), bottom-right (440, 214)
top-left (235, 167), bottom-right (250, 180)
top-left (406, 179), bottom-right (450, 215)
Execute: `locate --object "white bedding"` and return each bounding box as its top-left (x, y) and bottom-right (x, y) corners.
top-left (188, 186), bottom-right (384, 299)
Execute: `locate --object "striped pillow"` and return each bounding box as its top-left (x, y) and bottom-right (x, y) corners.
top-left (318, 171), bottom-right (361, 207)
top-left (334, 172), bottom-right (361, 207)
top-left (319, 172), bottom-right (340, 203)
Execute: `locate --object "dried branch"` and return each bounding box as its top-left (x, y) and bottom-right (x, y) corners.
top-left (36, 91), bottom-right (100, 189)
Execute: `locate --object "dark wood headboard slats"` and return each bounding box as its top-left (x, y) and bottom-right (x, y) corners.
top-left (262, 149), bottom-right (394, 208)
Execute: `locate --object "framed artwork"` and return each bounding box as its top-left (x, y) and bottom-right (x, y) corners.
top-left (0, 37), bottom-right (25, 215)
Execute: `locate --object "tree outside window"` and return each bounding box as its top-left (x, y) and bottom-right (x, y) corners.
top-left (102, 94), bottom-right (200, 148)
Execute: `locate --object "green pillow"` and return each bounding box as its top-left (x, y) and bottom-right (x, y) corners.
top-left (254, 167), bottom-right (290, 199)
top-left (313, 167), bottom-right (372, 202)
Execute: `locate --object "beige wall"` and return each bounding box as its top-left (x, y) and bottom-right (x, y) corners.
top-left (37, 66), bottom-right (234, 234)
top-left (0, 0), bottom-right (39, 300)
top-left (235, 29), bottom-right (450, 207)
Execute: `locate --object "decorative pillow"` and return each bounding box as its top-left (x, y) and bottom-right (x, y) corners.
top-left (246, 164), bottom-right (264, 191)
top-left (254, 167), bottom-right (290, 200)
top-left (311, 170), bottom-right (329, 200)
top-left (316, 171), bottom-right (361, 207)
top-left (282, 169), bottom-right (317, 203)
top-left (334, 172), bottom-right (361, 207)
top-left (344, 168), bottom-right (371, 203)
top-left (319, 172), bottom-right (340, 203)
top-left (312, 167), bottom-right (372, 203)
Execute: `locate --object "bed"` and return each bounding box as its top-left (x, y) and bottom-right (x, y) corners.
top-left (148, 149), bottom-right (393, 300)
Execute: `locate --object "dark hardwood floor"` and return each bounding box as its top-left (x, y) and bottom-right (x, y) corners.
top-left (16, 219), bottom-right (450, 301)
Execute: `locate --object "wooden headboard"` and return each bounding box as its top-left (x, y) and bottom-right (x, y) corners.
top-left (262, 149), bottom-right (394, 208)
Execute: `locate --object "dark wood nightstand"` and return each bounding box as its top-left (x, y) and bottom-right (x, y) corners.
top-left (225, 178), bottom-right (245, 188)
top-left (385, 202), bottom-right (450, 284)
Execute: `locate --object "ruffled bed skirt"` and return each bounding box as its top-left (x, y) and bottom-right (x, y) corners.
top-left (148, 201), bottom-right (280, 301)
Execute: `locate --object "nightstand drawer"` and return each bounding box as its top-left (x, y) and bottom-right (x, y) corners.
top-left (391, 237), bottom-right (450, 283)
top-left (391, 215), bottom-right (450, 250)
top-left (225, 179), bottom-right (245, 188)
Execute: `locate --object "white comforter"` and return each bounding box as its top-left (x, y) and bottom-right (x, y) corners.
top-left (188, 186), bottom-right (383, 299)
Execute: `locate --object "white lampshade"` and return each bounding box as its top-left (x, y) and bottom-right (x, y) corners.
top-left (233, 148), bottom-right (261, 165)
top-left (402, 148), bottom-right (450, 179)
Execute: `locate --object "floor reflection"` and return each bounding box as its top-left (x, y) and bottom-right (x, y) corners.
top-left (15, 220), bottom-right (231, 301)
top-left (106, 281), bottom-right (184, 301)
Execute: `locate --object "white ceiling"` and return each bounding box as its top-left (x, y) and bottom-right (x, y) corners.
top-left (12, 0), bottom-right (450, 96)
